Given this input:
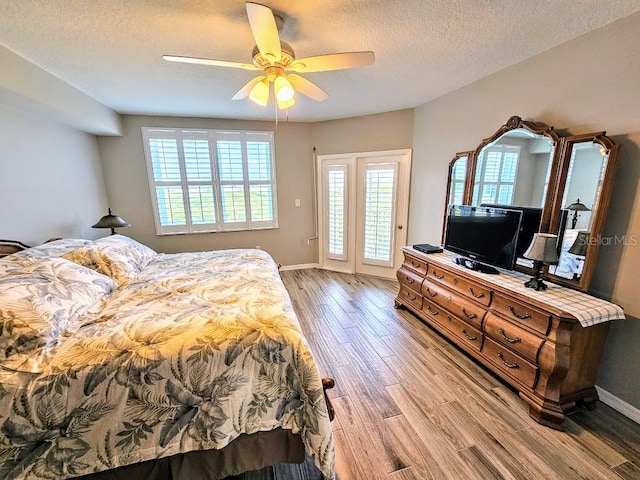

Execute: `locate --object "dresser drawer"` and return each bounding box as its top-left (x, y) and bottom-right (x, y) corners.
top-left (422, 279), bottom-right (486, 330)
top-left (427, 265), bottom-right (492, 307)
top-left (484, 313), bottom-right (544, 363)
top-left (397, 267), bottom-right (424, 293)
top-left (403, 253), bottom-right (428, 276)
top-left (441, 311), bottom-right (483, 352)
top-left (483, 337), bottom-right (539, 389)
top-left (398, 285), bottom-right (423, 310)
top-left (492, 293), bottom-right (551, 335)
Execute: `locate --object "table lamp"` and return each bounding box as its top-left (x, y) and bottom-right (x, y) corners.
top-left (92, 208), bottom-right (131, 235)
top-left (523, 233), bottom-right (559, 291)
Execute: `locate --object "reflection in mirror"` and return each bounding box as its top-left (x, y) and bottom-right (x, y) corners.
top-left (472, 128), bottom-right (554, 208)
top-left (549, 142), bottom-right (609, 280)
top-left (449, 155), bottom-right (468, 205)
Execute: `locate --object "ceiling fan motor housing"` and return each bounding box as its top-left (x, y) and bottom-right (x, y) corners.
top-left (252, 41), bottom-right (295, 70)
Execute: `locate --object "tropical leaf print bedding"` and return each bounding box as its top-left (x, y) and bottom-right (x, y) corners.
top-left (0, 249), bottom-right (335, 480)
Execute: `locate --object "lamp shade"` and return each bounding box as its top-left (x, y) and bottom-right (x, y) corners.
top-left (249, 79), bottom-right (269, 107)
top-left (568, 231), bottom-right (590, 256)
top-left (523, 233), bottom-right (559, 264)
top-left (567, 199), bottom-right (590, 212)
top-left (92, 208), bottom-right (130, 235)
top-left (274, 75), bottom-right (294, 101)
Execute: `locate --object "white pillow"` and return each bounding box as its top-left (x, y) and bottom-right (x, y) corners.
top-left (63, 235), bottom-right (156, 286)
top-left (0, 257), bottom-right (117, 362)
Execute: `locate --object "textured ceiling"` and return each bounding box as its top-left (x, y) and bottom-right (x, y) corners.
top-left (2, 0), bottom-right (640, 122)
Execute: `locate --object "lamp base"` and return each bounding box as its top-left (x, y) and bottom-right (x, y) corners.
top-left (524, 275), bottom-right (548, 291)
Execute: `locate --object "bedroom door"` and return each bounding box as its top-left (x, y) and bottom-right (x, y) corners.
top-left (317, 149), bottom-right (411, 279)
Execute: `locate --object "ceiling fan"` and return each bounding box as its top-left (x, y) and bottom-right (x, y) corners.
top-left (163, 2), bottom-right (375, 109)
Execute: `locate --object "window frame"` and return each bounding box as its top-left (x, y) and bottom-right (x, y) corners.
top-left (142, 127), bottom-right (278, 235)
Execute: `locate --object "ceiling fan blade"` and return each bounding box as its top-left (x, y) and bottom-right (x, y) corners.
top-left (163, 55), bottom-right (258, 70)
top-left (287, 51), bottom-right (375, 73)
top-left (232, 76), bottom-right (266, 100)
top-left (287, 74), bottom-right (329, 102)
top-left (246, 2), bottom-right (281, 63)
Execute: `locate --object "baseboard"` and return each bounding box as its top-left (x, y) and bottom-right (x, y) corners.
top-left (596, 385), bottom-right (640, 425)
top-left (279, 263), bottom-right (320, 271)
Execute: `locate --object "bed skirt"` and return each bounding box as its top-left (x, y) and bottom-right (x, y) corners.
top-left (75, 429), bottom-right (305, 480)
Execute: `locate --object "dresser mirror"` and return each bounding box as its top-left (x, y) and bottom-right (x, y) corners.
top-left (467, 117), bottom-right (562, 273)
top-left (446, 153), bottom-right (470, 206)
top-left (444, 116), bottom-right (619, 292)
top-left (442, 152), bottom-right (472, 240)
top-left (547, 133), bottom-right (619, 291)
top-left (471, 128), bottom-right (557, 210)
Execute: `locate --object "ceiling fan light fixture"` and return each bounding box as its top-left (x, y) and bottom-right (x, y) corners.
top-left (276, 96), bottom-right (295, 110)
top-left (249, 79), bottom-right (269, 107)
top-left (274, 75), bottom-right (295, 102)
top-left (273, 75), bottom-right (295, 102)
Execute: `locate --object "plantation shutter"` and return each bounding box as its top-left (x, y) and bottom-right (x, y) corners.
top-left (362, 163), bottom-right (398, 265)
top-left (143, 128), bottom-right (277, 235)
top-left (326, 165), bottom-right (347, 261)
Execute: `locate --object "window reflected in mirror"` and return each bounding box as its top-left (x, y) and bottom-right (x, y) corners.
top-left (449, 156), bottom-right (468, 205)
top-left (472, 128), bottom-right (554, 209)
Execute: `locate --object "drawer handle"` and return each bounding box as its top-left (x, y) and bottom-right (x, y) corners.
top-left (426, 288), bottom-right (437, 298)
top-left (407, 292), bottom-right (417, 301)
top-left (508, 305), bottom-right (531, 320)
top-left (405, 275), bottom-right (415, 285)
top-left (469, 287), bottom-right (486, 299)
top-left (499, 328), bottom-right (521, 344)
top-left (497, 352), bottom-right (519, 369)
top-left (432, 271), bottom-right (445, 280)
top-left (461, 328), bottom-right (477, 341)
top-left (446, 315), bottom-right (453, 322)
top-left (411, 261), bottom-right (422, 268)
top-left (426, 305), bottom-right (439, 316)
top-left (462, 308), bottom-right (477, 320)
top-left (453, 278), bottom-right (459, 285)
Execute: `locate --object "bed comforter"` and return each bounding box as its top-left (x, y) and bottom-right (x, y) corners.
top-left (0, 247), bottom-right (335, 479)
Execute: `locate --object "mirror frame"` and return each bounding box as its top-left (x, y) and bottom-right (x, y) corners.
top-left (444, 115), bottom-right (618, 292)
top-left (546, 132), bottom-right (620, 291)
top-left (466, 116), bottom-right (563, 277)
top-left (468, 116), bottom-right (562, 232)
top-left (442, 151), bottom-right (474, 242)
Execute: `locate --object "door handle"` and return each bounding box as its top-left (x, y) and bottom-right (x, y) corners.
top-left (397, 225), bottom-right (403, 230)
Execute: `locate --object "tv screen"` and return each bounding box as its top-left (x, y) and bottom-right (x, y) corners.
top-left (444, 205), bottom-right (523, 271)
top-left (481, 204), bottom-right (542, 259)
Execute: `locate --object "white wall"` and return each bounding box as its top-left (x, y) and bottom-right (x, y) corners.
top-left (0, 105), bottom-right (109, 244)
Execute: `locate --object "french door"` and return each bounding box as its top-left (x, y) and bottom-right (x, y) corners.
top-left (317, 149), bottom-right (411, 278)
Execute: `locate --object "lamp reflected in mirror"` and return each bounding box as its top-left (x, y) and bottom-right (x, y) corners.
top-left (568, 231), bottom-right (589, 279)
top-left (523, 233), bottom-right (559, 291)
top-left (567, 199), bottom-right (591, 229)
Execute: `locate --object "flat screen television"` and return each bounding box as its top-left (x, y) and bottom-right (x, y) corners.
top-left (444, 205), bottom-right (523, 273)
top-left (481, 204), bottom-right (542, 259)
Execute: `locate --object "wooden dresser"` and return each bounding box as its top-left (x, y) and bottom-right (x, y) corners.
top-left (395, 247), bottom-right (625, 429)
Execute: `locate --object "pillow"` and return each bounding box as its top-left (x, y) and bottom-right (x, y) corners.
top-left (63, 234), bottom-right (156, 286)
top-left (1, 238), bottom-right (93, 265)
top-left (0, 257), bottom-right (117, 362)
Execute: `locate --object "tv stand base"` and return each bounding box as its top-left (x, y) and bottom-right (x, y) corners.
top-left (453, 256), bottom-right (499, 274)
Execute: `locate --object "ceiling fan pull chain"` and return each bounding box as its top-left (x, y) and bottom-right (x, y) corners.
top-left (274, 98), bottom-right (278, 128)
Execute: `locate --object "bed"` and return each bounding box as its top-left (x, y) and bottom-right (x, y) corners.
top-left (0, 236), bottom-right (335, 480)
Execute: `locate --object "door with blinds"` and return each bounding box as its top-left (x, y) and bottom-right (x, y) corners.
top-left (317, 150), bottom-right (411, 278)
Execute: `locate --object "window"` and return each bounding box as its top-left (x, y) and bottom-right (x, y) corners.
top-left (473, 145), bottom-right (520, 205)
top-left (142, 128), bottom-right (277, 234)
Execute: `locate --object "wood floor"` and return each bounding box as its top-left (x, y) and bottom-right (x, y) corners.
top-left (281, 268), bottom-right (640, 480)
